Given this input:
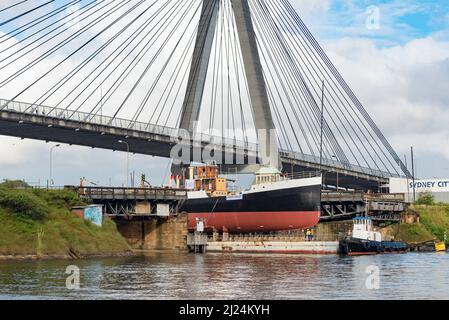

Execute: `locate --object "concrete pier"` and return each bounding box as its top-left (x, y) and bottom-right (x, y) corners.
top-left (116, 215), bottom-right (188, 251)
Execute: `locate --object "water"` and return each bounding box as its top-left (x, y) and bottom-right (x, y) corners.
top-left (0, 252), bottom-right (448, 300)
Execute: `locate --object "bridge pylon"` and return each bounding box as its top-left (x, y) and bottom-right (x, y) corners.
top-left (179, 0), bottom-right (279, 170)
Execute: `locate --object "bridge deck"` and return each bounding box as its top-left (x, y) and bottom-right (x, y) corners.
top-left (0, 99), bottom-right (401, 190)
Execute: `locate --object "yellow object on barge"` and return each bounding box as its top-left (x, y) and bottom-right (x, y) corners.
top-left (435, 242), bottom-right (446, 252)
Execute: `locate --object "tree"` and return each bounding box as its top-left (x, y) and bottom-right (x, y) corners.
top-left (415, 192), bottom-right (435, 206)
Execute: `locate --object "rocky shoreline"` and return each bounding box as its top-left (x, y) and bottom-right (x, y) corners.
top-left (0, 250), bottom-right (136, 262)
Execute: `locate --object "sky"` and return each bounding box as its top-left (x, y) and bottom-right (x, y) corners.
top-left (0, 0), bottom-right (449, 186)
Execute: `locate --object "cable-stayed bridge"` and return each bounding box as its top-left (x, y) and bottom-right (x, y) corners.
top-left (0, 0), bottom-right (411, 191)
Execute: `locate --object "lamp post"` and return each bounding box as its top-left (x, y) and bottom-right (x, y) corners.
top-left (332, 155), bottom-right (339, 190)
top-left (49, 144), bottom-right (61, 188)
top-left (99, 84), bottom-right (103, 123)
top-left (94, 83), bottom-right (103, 124)
top-left (118, 140), bottom-right (129, 187)
top-left (319, 80), bottom-right (325, 173)
top-left (100, 85), bottom-right (103, 119)
top-left (411, 146), bottom-right (416, 202)
top-left (404, 154), bottom-right (411, 202)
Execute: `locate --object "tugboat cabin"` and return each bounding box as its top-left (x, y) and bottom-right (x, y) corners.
top-left (352, 217), bottom-right (382, 242)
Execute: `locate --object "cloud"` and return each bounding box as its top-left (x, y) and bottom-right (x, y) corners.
top-left (292, 0), bottom-right (331, 16)
top-left (1, 0), bottom-right (449, 182)
top-left (294, 0), bottom-right (449, 46)
top-left (0, 136), bottom-right (42, 166)
top-left (324, 35), bottom-right (449, 171)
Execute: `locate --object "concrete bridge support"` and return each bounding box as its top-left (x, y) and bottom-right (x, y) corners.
top-left (115, 215), bottom-right (189, 251)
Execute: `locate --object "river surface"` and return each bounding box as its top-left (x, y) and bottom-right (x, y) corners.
top-left (0, 252), bottom-right (448, 300)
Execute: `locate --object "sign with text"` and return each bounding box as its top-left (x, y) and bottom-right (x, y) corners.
top-left (409, 179), bottom-right (449, 193)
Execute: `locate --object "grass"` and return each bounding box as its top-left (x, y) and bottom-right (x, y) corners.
top-left (0, 181), bottom-right (130, 257)
top-left (413, 205), bottom-right (449, 241)
top-left (395, 223), bottom-right (435, 243)
top-left (393, 204), bottom-right (449, 243)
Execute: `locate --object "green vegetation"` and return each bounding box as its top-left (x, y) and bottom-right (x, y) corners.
top-left (0, 187), bottom-right (49, 220)
top-left (394, 204), bottom-right (449, 243)
top-left (0, 180), bottom-right (130, 258)
top-left (415, 205), bottom-right (449, 241)
top-left (395, 223), bottom-right (434, 243)
top-left (414, 192), bottom-right (435, 206)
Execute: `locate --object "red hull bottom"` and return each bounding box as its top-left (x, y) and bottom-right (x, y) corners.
top-left (188, 211), bottom-right (321, 233)
top-left (220, 250), bottom-right (336, 255)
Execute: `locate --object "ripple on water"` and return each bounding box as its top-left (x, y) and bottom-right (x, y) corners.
top-left (0, 252), bottom-right (448, 300)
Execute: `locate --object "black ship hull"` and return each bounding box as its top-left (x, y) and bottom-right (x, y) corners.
top-left (181, 180), bottom-right (322, 233)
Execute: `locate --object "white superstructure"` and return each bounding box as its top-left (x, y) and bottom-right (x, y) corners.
top-left (352, 217), bottom-right (382, 242)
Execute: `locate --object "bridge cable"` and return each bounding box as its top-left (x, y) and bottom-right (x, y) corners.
top-left (0, 0), bottom-right (28, 14)
top-left (281, 0), bottom-right (402, 174)
top-left (149, 21), bottom-right (199, 126)
top-left (0, 0), bottom-right (81, 44)
top-left (108, 0), bottom-right (197, 123)
top-left (231, 6), bottom-right (255, 146)
top-left (0, 0), bottom-right (144, 110)
top-left (0, 0), bottom-right (105, 64)
top-left (27, 1), bottom-right (161, 113)
top-left (145, 1), bottom-right (201, 127)
top-left (0, 0), bottom-right (121, 85)
top-left (56, 1), bottom-right (174, 117)
top-left (253, 0), bottom-right (350, 165)
top-left (115, 0), bottom-right (198, 125)
top-left (252, 0), bottom-right (319, 156)
top-left (278, 0), bottom-right (405, 176)
top-left (255, 0), bottom-right (344, 162)
top-left (260, 0), bottom-right (364, 169)
top-left (252, 19), bottom-right (299, 153)
top-left (269, 0), bottom-right (393, 174)
top-left (55, 0), bottom-right (178, 120)
top-left (77, 0), bottom-right (187, 120)
top-left (130, 0), bottom-right (201, 127)
top-left (229, 6), bottom-right (249, 146)
top-left (263, 0), bottom-right (381, 172)
top-left (253, 0), bottom-right (339, 159)
top-left (0, 0), bottom-right (55, 28)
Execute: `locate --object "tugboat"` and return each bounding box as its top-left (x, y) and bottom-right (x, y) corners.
top-left (180, 164), bottom-right (322, 233)
top-left (339, 217), bottom-right (408, 256)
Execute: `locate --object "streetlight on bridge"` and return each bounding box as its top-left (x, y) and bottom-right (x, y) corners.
top-left (118, 140), bottom-right (130, 188)
top-left (94, 82), bottom-right (103, 124)
top-left (49, 144), bottom-right (61, 188)
top-left (332, 155), bottom-right (339, 191)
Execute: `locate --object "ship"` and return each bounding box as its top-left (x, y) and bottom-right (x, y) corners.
top-left (180, 164), bottom-right (322, 233)
top-left (339, 217), bottom-right (408, 256)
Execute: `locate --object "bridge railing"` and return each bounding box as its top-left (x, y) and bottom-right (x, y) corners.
top-left (76, 186), bottom-right (188, 200)
top-left (0, 99), bottom-right (259, 152)
top-left (1, 98), bottom-right (400, 178)
top-left (280, 150), bottom-right (400, 178)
